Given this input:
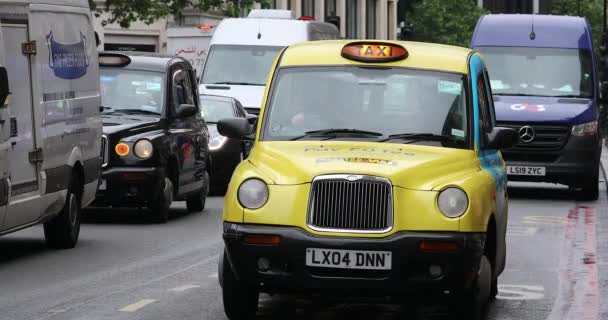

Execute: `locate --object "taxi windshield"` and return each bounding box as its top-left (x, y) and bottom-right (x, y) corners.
top-left (200, 96), bottom-right (235, 123)
top-left (477, 46), bottom-right (594, 98)
top-left (100, 69), bottom-right (165, 115)
top-left (262, 66), bottom-right (469, 148)
top-left (201, 45), bottom-right (283, 86)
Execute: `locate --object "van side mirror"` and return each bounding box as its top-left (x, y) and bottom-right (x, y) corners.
top-left (601, 82), bottom-right (608, 103)
top-left (0, 67), bottom-right (9, 107)
top-left (218, 117), bottom-right (254, 140)
top-left (94, 31), bottom-right (101, 47)
top-left (485, 127), bottom-right (518, 150)
top-left (176, 104), bottom-right (197, 118)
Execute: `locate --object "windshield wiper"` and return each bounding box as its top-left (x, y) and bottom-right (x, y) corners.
top-left (290, 128), bottom-right (383, 141)
top-left (553, 94), bottom-right (590, 99)
top-left (379, 133), bottom-right (462, 144)
top-left (101, 105), bottom-right (113, 113)
top-left (110, 109), bottom-right (161, 115)
top-left (211, 81), bottom-right (264, 86)
top-left (494, 93), bottom-right (545, 97)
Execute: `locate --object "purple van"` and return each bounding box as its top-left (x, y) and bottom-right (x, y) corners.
top-left (472, 14), bottom-right (603, 200)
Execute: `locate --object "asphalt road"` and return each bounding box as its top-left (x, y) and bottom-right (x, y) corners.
top-left (1, 182), bottom-right (607, 320)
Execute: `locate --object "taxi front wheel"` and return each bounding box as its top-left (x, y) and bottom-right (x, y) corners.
top-left (453, 254), bottom-right (492, 320)
top-left (220, 251), bottom-right (259, 320)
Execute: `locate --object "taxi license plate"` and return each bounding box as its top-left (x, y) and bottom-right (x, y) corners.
top-left (98, 179), bottom-right (107, 191)
top-left (305, 248), bottom-right (392, 270)
top-left (507, 166), bottom-right (546, 176)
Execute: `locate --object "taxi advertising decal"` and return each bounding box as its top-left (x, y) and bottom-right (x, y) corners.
top-left (341, 42), bottom-right (408, 63)
top-left (304, 146), bottom-right (416, 156)
top-left (316, 157), bottom-right (398, 166)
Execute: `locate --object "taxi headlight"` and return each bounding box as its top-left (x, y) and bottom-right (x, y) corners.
top-left (133, 139), bottom-right (154, 159)
top-left (209, 135), bottom-right (228, 150)
top-left (437, 187), bottom-right (468, 218)
top-left (238, 179), bottom-right (268, 209)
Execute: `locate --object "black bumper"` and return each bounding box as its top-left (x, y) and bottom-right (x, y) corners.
top-left (503, 134), bottom-right (601, 186)
top-left (223, 223), bottom-right (485, 296)
top-left (94, 166), bottom-right (164, 206)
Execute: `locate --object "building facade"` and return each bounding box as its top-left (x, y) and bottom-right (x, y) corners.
top-left (270, 0), bottom-right (399, 40)
top-left (478, 0), bottom-right (553, 14)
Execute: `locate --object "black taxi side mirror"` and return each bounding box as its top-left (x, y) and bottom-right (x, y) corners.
top-left (218, 117), bottom-right (254, 140)
top-left (245, 113), bottom-right (258, 125)
top-left (485, 127), bottom-right (518, 150)
top-left (0, 67), bottom-right (9, 107)
top-left (176, 104), bottom-right (197, 118)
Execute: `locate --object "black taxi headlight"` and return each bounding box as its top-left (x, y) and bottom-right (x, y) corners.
top-left (238, 179), bottom-right (268, 209)
top-left (133, 139), bottom-right (154, 159)
top-left (437, 187), bottom-right (468, 218)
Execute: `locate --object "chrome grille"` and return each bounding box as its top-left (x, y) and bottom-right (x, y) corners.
top-left (101, 135), bottom-right (108, 167)
top-left (498, 122), bottom-right (571, 152)
top-left (307, 175), bottom-right (393, 233)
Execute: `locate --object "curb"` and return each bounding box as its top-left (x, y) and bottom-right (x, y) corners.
top-left (602, 139), bottom-right (608, 190)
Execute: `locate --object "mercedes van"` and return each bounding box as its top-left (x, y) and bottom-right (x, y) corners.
top-left (199, 9), bottom-right (340, 114)
top-left (472, 14), bottom-right (603, 200)
top-left (0, 0), bottom-right (101, 248)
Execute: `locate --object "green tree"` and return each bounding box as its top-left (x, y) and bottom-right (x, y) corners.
top-left (553, 0), bottom-right (604, 53)
top-left (90, 0), bottom-right (267, 28)
top-left (405, 0), bottom-right (489, 48)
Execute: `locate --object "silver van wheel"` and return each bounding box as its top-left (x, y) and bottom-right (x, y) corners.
top-left (44, 173), bottom-right (81, 249)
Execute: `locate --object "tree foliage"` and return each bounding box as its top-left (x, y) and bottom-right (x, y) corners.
top-left (405, 0), bottom-right (489, 48)
top-left (553, 0), bottom-right (605, 53)
top-left (89, 0), bottom-right (266, 28)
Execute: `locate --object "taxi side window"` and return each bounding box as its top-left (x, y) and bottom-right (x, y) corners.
top-left (173, 69), bottom-right (196, 108)
top-left (477, 74), bottom-right (492, 133)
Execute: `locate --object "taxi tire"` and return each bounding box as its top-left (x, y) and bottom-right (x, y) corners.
top-left (220, 251), bottom-right (259, 320)
top-left (455, 254), bottom-right (492, 320)
top-left (149, 177), bottom-right (173, 223)
top-left (44, 172), bottom-right (81, 249)
top-left (186, 171), bottom-right (209, 212)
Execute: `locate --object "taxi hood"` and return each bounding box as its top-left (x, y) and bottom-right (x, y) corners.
top-left (248, 141), bottom-right (481, 191)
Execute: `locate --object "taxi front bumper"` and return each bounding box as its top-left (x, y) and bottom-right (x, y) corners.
top-left (222, 223), bottom-right (485, 296)
top-left (94, 166), bottom-right (165, 206)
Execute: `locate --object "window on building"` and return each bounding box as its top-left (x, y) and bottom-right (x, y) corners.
top-left (325, 0), bottom-right (337, 19)
top-left (287, 0), bottom-right (291, 10)
top-left (346, 0), bottom-right (357, 38)
top-left (366, 0), bottom-right (376, 39)
top-left (302, 0), bottom-right (315, 17)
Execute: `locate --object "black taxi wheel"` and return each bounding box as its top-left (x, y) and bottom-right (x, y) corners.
top-left (453, 254), bottom-right (492, 320)
top-left (220, 251), bottom-right (259, 320)
top-left (186, 171), bottom-right (209, 213)
top-left (44, 172), bottom-right (81, 249)
top-left (149, 177), bottom-right (173, 223)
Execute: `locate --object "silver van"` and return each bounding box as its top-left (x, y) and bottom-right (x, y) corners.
top-left (199, 9), bottom-right (340, 114)
top-left (0, 0), bottom-right (101, 248)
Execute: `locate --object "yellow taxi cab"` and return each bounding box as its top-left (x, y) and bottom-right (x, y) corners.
top-left (216, 40), bottom-right (518, 319)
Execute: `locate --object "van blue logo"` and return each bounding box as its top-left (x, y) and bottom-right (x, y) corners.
top-left (46, 31), bottom-right (89, 80)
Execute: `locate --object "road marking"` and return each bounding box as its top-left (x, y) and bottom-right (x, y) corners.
top-left (522, 216), bottom-right (566, 224)
top-left (507, 226), bottom-right (538, 236)
top-left (119, 299), bottom-right (158, 312)
top-left (168, 284), bottom-right (201, 292)
top-left (496, 284), bottom-right (544, 300)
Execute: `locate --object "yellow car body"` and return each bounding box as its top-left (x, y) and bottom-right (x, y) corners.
top-left (218, 40), bottom-right (515, 317)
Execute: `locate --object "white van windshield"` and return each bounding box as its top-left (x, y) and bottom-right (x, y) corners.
top-left (201, 45), bottom-right (282, 86)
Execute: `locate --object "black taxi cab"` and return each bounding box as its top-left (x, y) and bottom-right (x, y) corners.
top-left (216, 41), bottom-right (518, 319)
top-left (95, 52), bottom-right (210, 222)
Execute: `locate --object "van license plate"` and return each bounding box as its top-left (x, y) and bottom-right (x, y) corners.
top-left (98, 179), bottom-right (107, 191)
top-left (507, 166), bottom-right (546, 176)
top-left (305, 248), bottom-right (391, 270)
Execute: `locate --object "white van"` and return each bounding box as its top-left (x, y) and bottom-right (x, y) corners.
top-left (0, 0), bottom-right (101, 248)
top-left (199, 9), bottom-right (340, 114)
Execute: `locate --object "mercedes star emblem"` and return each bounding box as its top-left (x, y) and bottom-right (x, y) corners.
top-left (518, 126), bottom-right (535, 143)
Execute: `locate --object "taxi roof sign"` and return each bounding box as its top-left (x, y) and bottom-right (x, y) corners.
top-left (341, 42), bottom-right (408, 63)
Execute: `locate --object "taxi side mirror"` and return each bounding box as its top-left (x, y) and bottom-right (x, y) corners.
top-left (218, 117), bottom-right (254, 140)
top-left (0, 67), bottom-right (9, 108)
top-left (485, 127), bottom-right (518, 150)
top-left (176, 104), bottom-right (197, 118)
top-left (246, 113), bottom-right (258, 125)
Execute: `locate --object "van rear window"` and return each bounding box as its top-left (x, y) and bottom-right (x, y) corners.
top-left (477, 47), bottom-right (593, 99)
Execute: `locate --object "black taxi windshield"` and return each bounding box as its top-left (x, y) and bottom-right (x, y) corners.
top-left (100, 69), bottom-right (165, 115)
top-left (477, 46), bottom-right (594, 98)
top-left (201, 45), bottom-right (283, 86)
top-left (262, 67), bottom-right (469, 148)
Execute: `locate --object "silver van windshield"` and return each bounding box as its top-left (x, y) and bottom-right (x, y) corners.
top-left (201, 45), bottom-right (282, 86)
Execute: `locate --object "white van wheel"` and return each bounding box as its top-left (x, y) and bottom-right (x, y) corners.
top-left (44, 172), bottom-right (81, 249)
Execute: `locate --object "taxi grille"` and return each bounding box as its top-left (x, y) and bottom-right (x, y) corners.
top-left (307, 175), bottom-right (393, 233)
top-left (101, 135), bottom-right (108, 167)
